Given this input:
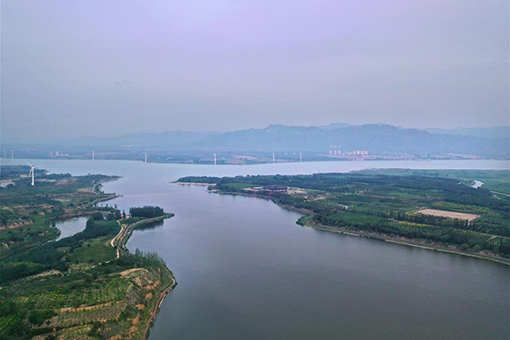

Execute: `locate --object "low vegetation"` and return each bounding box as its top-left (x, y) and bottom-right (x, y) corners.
top-left (0, 166), bottom-right (175, 340)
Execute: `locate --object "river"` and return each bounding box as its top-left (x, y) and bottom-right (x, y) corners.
top-left (3, 159), bottom-right (509, 339)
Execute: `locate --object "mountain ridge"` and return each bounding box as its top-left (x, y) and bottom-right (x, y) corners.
top-left (186, 124), bottom-right (508, 156)
top-left (14, 123), bottom-right (508, 157)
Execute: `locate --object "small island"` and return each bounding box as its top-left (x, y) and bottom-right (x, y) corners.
top-left (0, 166), bottom-right (175, 340)
top-left (178, 169), bottom-right (510, 265)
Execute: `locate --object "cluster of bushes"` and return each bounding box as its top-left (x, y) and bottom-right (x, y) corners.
top-left (0, 301), bottom-right (54, 339)
top-left (82, 216), bottom-right (119, 240)
top-left (28, 309), bottom-right (57, 326)
top-left (133, 248), bottom-right (167, 265)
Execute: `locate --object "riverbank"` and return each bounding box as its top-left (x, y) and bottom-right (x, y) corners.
top-left (65, 186), bottom-right (178, 339)
top-left (308, 222), bottom-right (510, 266)
top-left (280, 200), bottom-right (510, 266)
top-left (209, 188), bottom-right (510, 266)
top-left (143, 275), bottom-right (177, 340)
top-left (112, 213), bottom-right (175, 252)
top-left (110, 212), bottom-right (177, 339)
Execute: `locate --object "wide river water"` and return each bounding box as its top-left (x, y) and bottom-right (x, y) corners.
top-left (4, 159), bottom-right (509, 339)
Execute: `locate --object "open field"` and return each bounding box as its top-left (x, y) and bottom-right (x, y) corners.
top-left (418, 209), bottom-right (479, 221)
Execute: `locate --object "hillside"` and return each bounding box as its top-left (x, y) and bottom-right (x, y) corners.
top-left (6, 124), bottom-right (509, 160)
top-left (0, 166), bottom-right (175, 340)
top-left (189, 124), bottom-right (508, 156)
top-left (423, 126), bottom-right (509, 140)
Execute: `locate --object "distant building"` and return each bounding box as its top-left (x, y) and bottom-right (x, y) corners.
top-left (348, 150), bottom-right (369, 156)
top-left (329, 147), bottom-right (342, 156)
top-left (262, 185), bottom-right (288, 193)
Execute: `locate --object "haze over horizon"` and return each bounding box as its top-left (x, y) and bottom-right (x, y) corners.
top-left (1, 0), bottom-right (509, 143)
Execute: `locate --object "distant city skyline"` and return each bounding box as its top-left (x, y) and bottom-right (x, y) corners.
top-left (1, 0), bottom-right (508, 143)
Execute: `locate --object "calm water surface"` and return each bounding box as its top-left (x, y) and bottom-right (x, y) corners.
top-left (54, 216), bottom-right (89, 241)
top-left (4, 159), bottom-right (509, 339)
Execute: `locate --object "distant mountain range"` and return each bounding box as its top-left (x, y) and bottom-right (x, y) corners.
top-left (61, 123), bottom-right (509, 157)
top-left (11, 123), bottom-right (502, 158)
top-left (187, 124), bottom-right (508, 156)
top-left (421, 127), bottom-right (509, 140)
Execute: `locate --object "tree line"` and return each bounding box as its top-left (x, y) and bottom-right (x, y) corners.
top-left (129, 206), bottom-right (164, 218)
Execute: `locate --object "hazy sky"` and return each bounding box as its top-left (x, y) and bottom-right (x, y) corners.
top-left (1, 0), bottom-right (509, 143)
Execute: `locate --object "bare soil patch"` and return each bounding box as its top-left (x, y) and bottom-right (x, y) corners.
top-left (418, 209), bottom-right (479, 221)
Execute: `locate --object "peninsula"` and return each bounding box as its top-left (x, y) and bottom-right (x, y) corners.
top-left (0, 165), bottom-right (175, 340)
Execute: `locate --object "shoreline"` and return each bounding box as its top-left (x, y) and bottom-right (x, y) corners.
top-left (110, 212), bottom-right (177, 339)
top-left (175, 181), bottom-right (212, 186)
top-left (97, 178), bottom-right (178, 339)
top-left (209, 189), bottom-right (510, 266)
top-left (61, 177), bottom-right (177, 339)
top-left (113, 213), bottom-right (175, 250)
top-left (309, 224), bottom-right (510, 266)
top-left (143, 275), bottom-right (177, 340)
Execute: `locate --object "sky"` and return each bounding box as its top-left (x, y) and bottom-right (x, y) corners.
top-left (1, 0), bottom-right (509, 143)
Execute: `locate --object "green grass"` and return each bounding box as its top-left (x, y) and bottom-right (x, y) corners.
top-left (66, 236), bottom-right (116, 265)
top-left (224, 182), bottom-right (256, 189)
top-left (360, 169), bottom-right (510, 195)
top-left (296, 215), bottom-right (314, 226)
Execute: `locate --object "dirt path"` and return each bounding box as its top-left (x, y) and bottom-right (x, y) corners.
top-left (110, 220), bottom-right (124, 259)
top-left (142, 276), bottom-right (177, 340)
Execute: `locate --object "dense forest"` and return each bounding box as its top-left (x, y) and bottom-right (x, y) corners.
top-left (129, 206), bottom-right (165, 218)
